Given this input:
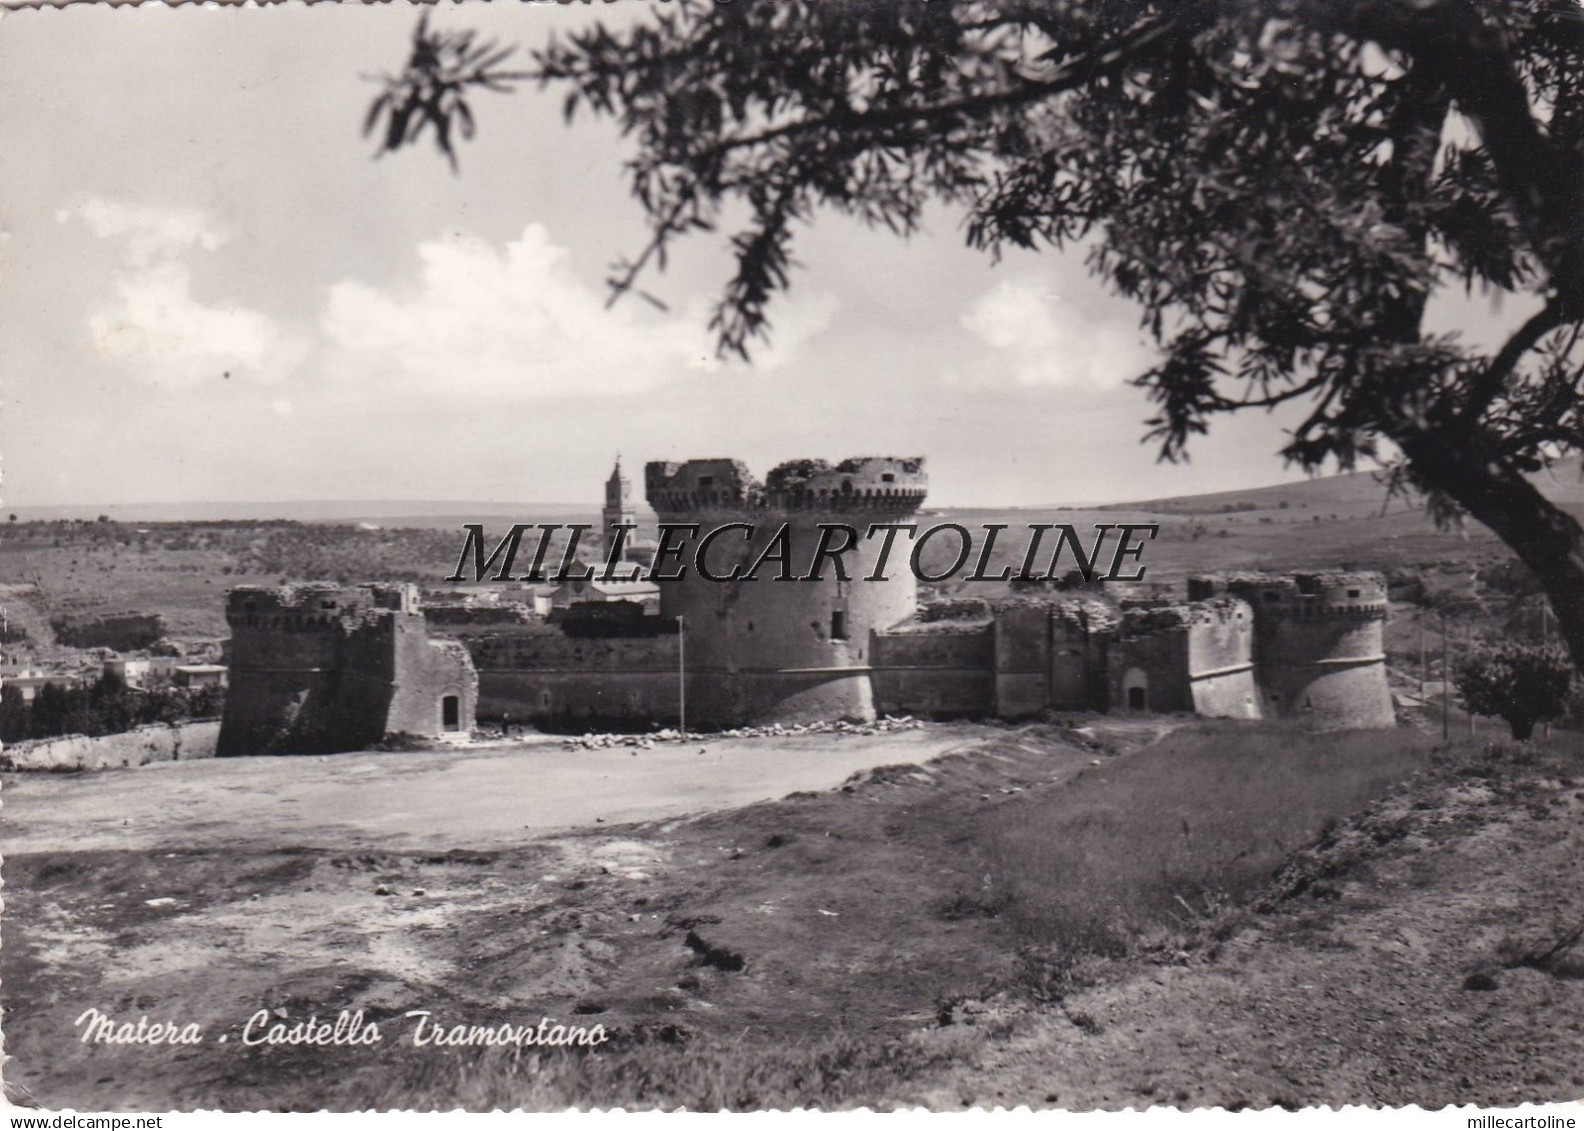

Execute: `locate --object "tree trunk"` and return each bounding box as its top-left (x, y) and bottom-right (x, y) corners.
top-left (1509, 716), bottom-right (1535, 741)
top-left (1401, 435), bottom-right (1584, 676)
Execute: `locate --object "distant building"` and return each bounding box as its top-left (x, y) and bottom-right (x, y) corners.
top-left (173, 664), bottom-right (227, 690)
top-left (5, 672), bottom-right (83, 702)
top-left (511, 583), bottom-right (558, 616)
top-left (104, 656), bottom-right (179, 688)
top-left (551, 577), bottom-right (660, 609)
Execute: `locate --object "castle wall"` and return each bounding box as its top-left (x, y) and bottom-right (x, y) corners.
top-left (1108, 600), bottom-right (1261, 719)
top-left (1049, 617), bottom-right (1109, 711)
top-left (1185, 601), bottom-right (1262, 719)
top-left (385, 634), bottom-right (478, 737)
top-left (467, 631), bottom-right (681, 729)
top-left (1109, 628), bottom-right (1193, 713)
top-left (994, 605), bottom-right (1054, 719)
top-left (870, 627), bottom-right (994, 716)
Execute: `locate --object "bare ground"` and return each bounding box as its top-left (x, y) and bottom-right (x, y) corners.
top-left (3, 720), bottom-right (1580, 1111)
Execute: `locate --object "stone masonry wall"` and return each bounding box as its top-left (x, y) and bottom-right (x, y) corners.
top-left (1, 721), bottom-right (220, 772)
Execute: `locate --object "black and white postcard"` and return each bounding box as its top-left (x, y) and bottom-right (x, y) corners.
top-left (2, 0), bottom-right (1583, 1116)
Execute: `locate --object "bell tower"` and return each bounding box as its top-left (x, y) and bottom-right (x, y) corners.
top-left (602, 456), bottom-right (635, 549)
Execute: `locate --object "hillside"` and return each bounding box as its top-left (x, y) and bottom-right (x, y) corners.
top-left (1106, 458), bottom-right (1584, 520)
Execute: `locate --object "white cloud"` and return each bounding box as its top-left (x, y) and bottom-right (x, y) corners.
top-left (320, 223), bottom-right (833, 399)
top-left (62, 198), bottom-right (227, 265)
top-left (748, 291), bottom-right (839, 373)
top-left (60, 198), bottom-right (305, 390)
top-left (954, 277), bottom-right (1158, 391)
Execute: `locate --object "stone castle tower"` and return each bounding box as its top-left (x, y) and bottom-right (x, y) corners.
top-left (644, 456), bottom-right (927, 727)
top-left (602, 457), bottom-right (635, 547)
top-left (218, 583), bottom-right (477, 756)
top-left (1188, 571), bottom-right (1394, 728)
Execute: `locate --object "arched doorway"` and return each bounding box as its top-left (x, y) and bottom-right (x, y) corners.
top-left (441, 695), bottom-right (461, 732)
top-left (1122, 667), bottom-right (1148, 711)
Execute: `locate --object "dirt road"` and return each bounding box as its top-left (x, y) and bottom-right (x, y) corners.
top-left (1, 726), bottom-right (982, 855)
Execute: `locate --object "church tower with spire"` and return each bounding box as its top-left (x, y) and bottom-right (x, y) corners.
top-left (602, 456), bottom-right (635, 550)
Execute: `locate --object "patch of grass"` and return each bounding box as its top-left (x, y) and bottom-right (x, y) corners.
top-left (977, 720), bottom-right (1464, 955)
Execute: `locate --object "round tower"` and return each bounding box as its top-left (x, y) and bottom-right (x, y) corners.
top-left (1214, 571), bottom-right (1394, 728)
top-left (644, 456), bottom-right (928, 727)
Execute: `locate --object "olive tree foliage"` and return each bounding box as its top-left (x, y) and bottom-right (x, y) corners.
top-left (368, 0), bottom-right (1584, 667)
top-left (1455, 641), bottom-right (1574, 739)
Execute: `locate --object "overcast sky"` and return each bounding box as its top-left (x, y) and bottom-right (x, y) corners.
top-left (0, 3), bottom-right (1532, 510)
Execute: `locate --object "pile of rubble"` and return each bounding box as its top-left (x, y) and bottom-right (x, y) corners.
top-left (560, 715), bottom-right (924, 750)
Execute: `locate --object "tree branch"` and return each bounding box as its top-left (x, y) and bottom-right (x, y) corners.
top-left (1215, 373), bottom-right (1329, 411)
top-left (681, 11), bottom-right (1187, 166)
top-left (1463, 297), bottom-right (1570, 421)
top-left (1340, 0), bottom-right (1584, 309)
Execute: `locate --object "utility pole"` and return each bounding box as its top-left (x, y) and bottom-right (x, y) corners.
top-left (1441, 614), bottom-right (1450, 742)
top-left (1418, 612), bottom-right (1426, 706)
top-left (676, 614), bottom-right (686, 739)
top-left (1542, 601), bottom-right (1552, 739)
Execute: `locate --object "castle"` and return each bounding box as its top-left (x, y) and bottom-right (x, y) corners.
top-left (216, 456), bottom-right (1394, 754)
top-left (460, 456), bottom-right (1394, 732)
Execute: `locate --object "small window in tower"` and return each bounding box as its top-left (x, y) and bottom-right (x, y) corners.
top-left (698, 475), bottom-right (715, 488)
top-left (1264, 591), bottom-right (1280, 602)
top-left (831, 610), bottom-right (848, 640)
top-left (881, 473), bottom-right (895, 483)
top-left (1347, 588), bottom-right (1360, 598)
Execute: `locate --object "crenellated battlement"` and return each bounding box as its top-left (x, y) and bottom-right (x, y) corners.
top-left (225, 583), bottom-right (420, 631)
top-left (1119, 597), bottom-right (1252, 638)
top-left (645, 456), bottom-right (928, 515)
top-left (1189, 570), bottom-right (1387, 620)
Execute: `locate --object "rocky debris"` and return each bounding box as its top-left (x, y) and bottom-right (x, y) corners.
top-left (560, 715), bottom-right (924, 750)
top-left (684, 930), bottom-right (746, 973)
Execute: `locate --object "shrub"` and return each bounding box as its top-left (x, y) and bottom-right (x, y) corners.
top-left (1454, 642), bottom-right (1575, 740)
